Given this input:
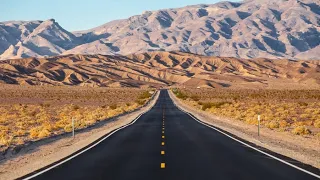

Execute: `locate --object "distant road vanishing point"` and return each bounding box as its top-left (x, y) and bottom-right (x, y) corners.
top-left (20, 90), bottom-right (320, 180)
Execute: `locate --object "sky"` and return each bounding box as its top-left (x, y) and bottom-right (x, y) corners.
top-left (1, 0), bottom-right (239, 32)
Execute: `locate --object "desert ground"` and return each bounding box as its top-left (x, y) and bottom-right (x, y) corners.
top-left (0, 85), bottom-right (153, 152)
top-left (172, 88), bottom-right (320, 137)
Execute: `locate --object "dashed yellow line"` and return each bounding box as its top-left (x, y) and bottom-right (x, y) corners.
top-left (161, 163), bottom-right (165, 168)
top-left (161, 109), bottom-right (166, 169)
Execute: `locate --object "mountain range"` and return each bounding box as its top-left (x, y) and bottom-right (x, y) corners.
top-left (0, 0), bottom-right (319, 60)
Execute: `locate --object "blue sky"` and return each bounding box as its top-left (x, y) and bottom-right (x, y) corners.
top-left (1, 0), bottom-right (239, 31)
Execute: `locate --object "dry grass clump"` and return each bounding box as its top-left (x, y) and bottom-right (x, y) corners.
top-left (266, 121), bottom-right (280, 129)
top-left (314, 120), bottom-right (320, 128)
top-left (172, 89), bottom-right (188, 100)
top-left (292, 126), bottom-right (311, 135)
top-left (174, 88), bottom-right (320, 136)
top-left (0, 87), bottom-right (154, 148)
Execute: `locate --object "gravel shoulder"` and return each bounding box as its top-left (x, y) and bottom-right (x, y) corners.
top-left (0, 91), bottom-right (160, 180)
top-left (168, 90), bottom-right (320, 169)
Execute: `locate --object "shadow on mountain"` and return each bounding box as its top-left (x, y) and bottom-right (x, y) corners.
top-left (262, 36), bottom-right (286, 53)
top-left (302, 2), bottom-right (320, 15)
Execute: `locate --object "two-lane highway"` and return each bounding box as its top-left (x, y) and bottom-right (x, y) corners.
top-left (22, 90), bottom-right (319, 180)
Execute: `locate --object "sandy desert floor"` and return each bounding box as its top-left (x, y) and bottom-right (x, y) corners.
top-left (0, 85), bottom-right (153, 152)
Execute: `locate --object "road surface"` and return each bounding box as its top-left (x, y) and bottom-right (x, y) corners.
top-left (22, 90), bottom-right (319, 180)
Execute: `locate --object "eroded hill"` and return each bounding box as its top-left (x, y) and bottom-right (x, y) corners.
top-left (0, 51), bottom-right (319, 89)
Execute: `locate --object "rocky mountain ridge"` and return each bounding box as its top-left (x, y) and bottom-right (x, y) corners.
top-left (0, 0), bottom-right (319, 60)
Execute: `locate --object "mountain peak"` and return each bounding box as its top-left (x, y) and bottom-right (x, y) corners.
top-left (41, 19), bottom-right (57, 26)
top-left (47, 18), bottom-right (56, 22)
top-left (0, 0), bottom-right (320, 60)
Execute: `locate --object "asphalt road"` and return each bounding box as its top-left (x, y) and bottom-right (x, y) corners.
top-left (23, 90), bottom-right (319, 180)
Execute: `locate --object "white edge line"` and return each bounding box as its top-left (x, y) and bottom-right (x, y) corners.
top-left (170, 92), bottom-right (320, 179)
top-left (23, 92), bottom-right (159, 180)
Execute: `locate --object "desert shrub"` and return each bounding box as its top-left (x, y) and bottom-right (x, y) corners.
top-left (279, 120), bottom-right (289, 128)
top-left (109, 104), bottom-right (118, 110)
top-left (135, 99), bottom-right (146, 105)
top-left (0, 135), bottom-right (13, 146)
top-left (101, 105), bottom-right (107, 108)
top-left (72, 105), bottom-right (80, 111)
top-left (138, 91), bottom-right (152, 99)
top-left (201, 101), bottom-right (230, 111)
top-left (201, 102), bottom-right (214, 111)
top-left (190, 95), bottom-right (200, 101)
top-left (298, 102), bottom-right (308, 106)
top-left (292, 126), bottom-right (311, 135)
top-left (245, 118), bottom-right (258, 125)
top-left (64, 124), bottom-right (73, 133)
top-left (29, 127), bottom-right (41, 139)
top-left (14, 129), bottom-right (26, 136)
top-left (300, 114), bottom-right (310, 119)
top-left (314, 120), bottom-right (320, 128)
top-left (40, 103), bottom-right (51, 108)
top-left (266, 121), bottom-right (280, 129)
top-left (173, 89), bottom-right (188, 100)
top-left (28, 110), bottom-right (38, 117)
top-left (14, 138), bottom-right (24, 145)
top-left (38, 128), bottom-right (51, 138)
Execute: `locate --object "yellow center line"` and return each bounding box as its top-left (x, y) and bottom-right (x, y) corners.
top-left (161, 163), bottom-right (165, 168)
top-left (161, 108), bottom-right (166, 170)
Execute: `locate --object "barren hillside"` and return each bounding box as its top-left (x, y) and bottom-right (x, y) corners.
top-left (0, 51), bottom-right (319, 89)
